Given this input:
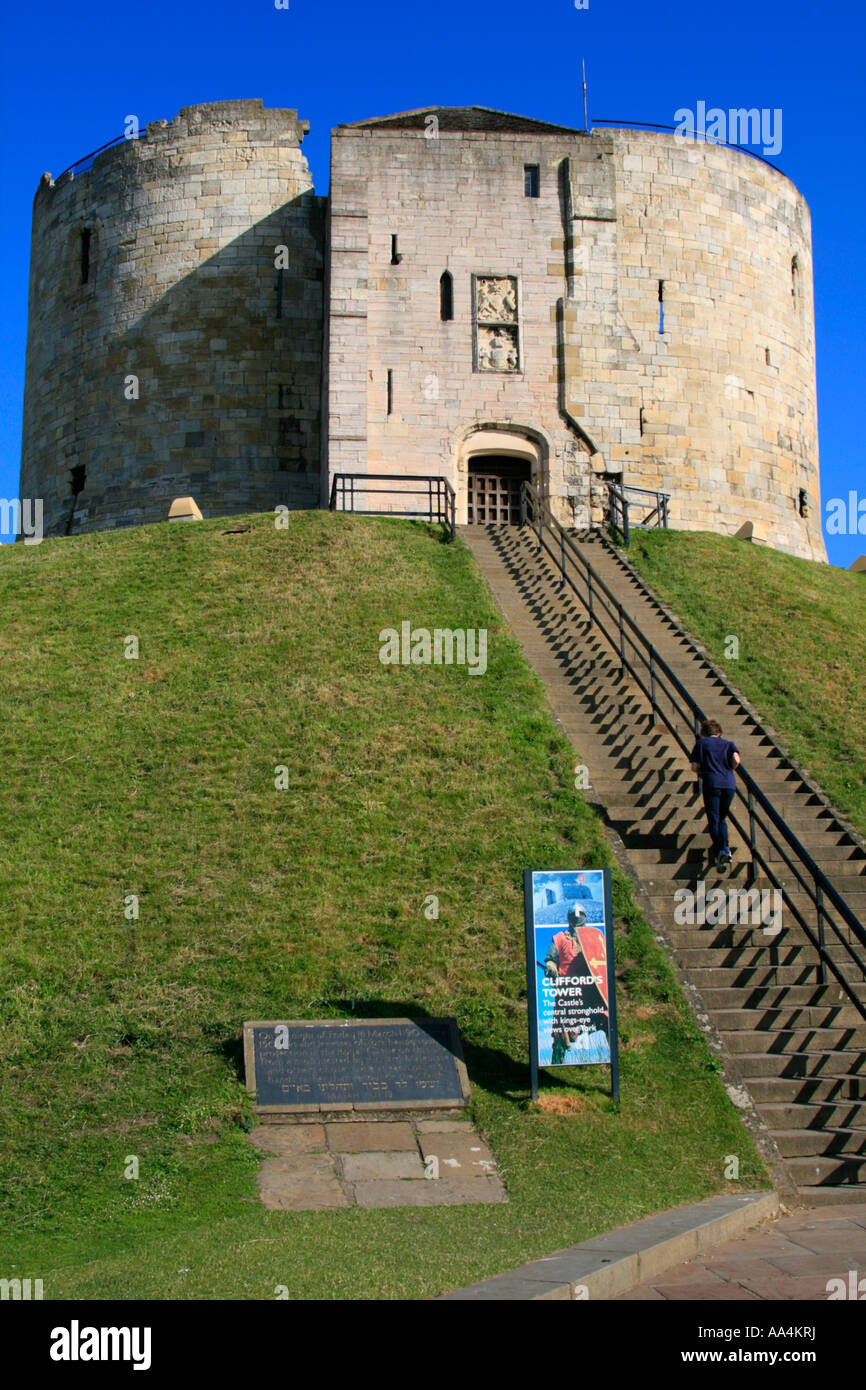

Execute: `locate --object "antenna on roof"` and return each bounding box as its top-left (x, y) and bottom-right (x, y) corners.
top-left (582, 58), bottom-right (589, 134)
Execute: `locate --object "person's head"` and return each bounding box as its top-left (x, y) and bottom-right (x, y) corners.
top-left (700, 720), bottom-right (723, 738)
top-left (567, 903), bottom-right (587, 935)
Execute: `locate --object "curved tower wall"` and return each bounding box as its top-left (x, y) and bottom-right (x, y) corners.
top-left (605, 129), bottom-right (823, 560)
top-left (22, 106), bottom-right (825, 561)
top-left (20, 101), bottom-right (324, 536)
top-left (327, 117), bottom-right (824, 561)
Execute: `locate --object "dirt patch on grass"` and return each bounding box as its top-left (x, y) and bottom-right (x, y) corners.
top-left (535, 1093), bottom-right (591, 1115)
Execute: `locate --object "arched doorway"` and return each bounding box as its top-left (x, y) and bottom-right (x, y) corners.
top-left (467, 455), bottom-right (530, 524)
top-left (460, 427), bottom-right (543, 525)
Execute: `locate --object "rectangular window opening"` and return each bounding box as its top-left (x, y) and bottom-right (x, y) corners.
top-left (387, 370), bottom-right (393, 416)
top-left (80, 229), bottom-right (92, 285)
top-left (524, 165), bottom-right (540, 198)
top-left (390, 235), bottom-right (401, 265)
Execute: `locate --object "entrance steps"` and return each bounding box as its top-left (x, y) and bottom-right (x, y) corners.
top-left (460, 522), bottom-right (866, 1204)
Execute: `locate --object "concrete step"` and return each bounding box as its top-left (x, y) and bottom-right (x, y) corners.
top-left (712, 1006), bottom-right (865, 1031)
top-left (641, 862), bottom-right (866, 887)
top-left (604, 812), bottom-right (849, 841)
top-left (786, 1154), bottom-right (866, 1187)
top-left (600, 801), bottom-right (845, 828)
top-left (745, 1075), bottom-right (866, 1104)
top-left (688, 964), bottom-right (857, 988)
top-left (734, 1050), bottom-right (866, 1079)
top-left (699, 984), bottom-right (864, 1010)
top-left (675, 945), bottom-right (833, 969)
top-left (689, 967), bottom-right (866, 994)
top-left (620, 837), bottom-right (861, 867)
top-left (721, 1026), bottom-right (866, 1054)
top-left (664, 928), bottom-right (859, 961)
top-left (794, 1184), bottom-right (866, 1204)
top-left (772, 1128), bottom-right (866, 1158)
top-left (760, 1103), bottom-right (866, 1133)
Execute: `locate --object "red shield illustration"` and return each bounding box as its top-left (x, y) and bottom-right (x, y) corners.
top-left (576, 924), bottom-right (608, 1007)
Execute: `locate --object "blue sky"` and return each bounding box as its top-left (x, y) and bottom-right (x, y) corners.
top-left (1, 0), bottom-right (863, 564)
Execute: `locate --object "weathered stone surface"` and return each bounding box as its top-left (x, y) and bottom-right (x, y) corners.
top-left (338, 1150), bottom-right (426, 1181)
top-left (414, 1119), bottom-right (476, 1133)
top-left (256, 1154), bottom-right (348, 1210)
top-left (22, 100), bottom-right (322, 538)
top-left (248, 1114), bottom-right (508, 1210)
top-left (21, 102), bottom-right (824, 564)
top-left (325, 1122), bottom-right (417, 1152)
top-left (327, 115), bottom-right (824, 562)
top-left (248, 1124), bottom-right (326, 1157)
top-left (417, 1134), bottom-right (497, 1175)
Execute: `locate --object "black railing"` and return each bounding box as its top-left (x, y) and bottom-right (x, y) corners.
top-left (55, 129), bottom-right (149, 181)
top-left (329, 473), bottom-right (456, 542)
top-left (607, 482), bottom-right (670, 548)
top-left (591, 119), bottom-right (785, 177)
top-left (521, 480), bottom-right (866, 1020)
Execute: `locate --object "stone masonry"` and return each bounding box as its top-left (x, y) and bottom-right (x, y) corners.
top-left (20, 102), bottom-right (826, 560)
top-left (21, 101), bottom-right (324, 536)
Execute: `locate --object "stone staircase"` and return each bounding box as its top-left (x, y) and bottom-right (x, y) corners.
top-left (460, 521), bottom-right (866, 1204)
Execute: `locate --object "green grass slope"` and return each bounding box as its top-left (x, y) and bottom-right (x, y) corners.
top-left (0, 512), bottom-right (766, 1299)
top-left (623, 530), bottom-right (866, 839)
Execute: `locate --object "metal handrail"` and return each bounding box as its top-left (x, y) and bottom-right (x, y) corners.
top-left (591, 119), bottom-right (785, 176)
top-left (521, 480), bottom-right (866, 1021)
top-left (55, 129), bottom-right (148, 181)
top-left (329, 473), bottom-right (456, 542)
top-left (607, 482), bottom-right (670, 548)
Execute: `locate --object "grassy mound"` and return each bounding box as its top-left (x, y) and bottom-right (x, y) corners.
top-left (0, 512), bottom-right (766, 1299)
top-left (623, 530), bottom-right (866, 839)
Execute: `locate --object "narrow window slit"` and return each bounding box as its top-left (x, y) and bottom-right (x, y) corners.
top-left (440, 271), bottom-right (453, 322)
top-left (80, 229), bottom-right (92, 285)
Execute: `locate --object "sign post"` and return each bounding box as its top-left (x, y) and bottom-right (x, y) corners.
top-left (524, 868), bottom-right (620, 1102)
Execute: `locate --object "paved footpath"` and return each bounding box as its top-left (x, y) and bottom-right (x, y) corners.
top-left (617, 1205), bottom-right (866, 1300)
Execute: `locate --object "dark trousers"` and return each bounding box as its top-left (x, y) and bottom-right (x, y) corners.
top-left (703, 785), bottom-right (735, 857)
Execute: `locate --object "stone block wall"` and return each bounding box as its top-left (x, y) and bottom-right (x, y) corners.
top-left (20, 100), bottom-right (324, 536)
top-left (326, 115), bottom-right (825, 560)
top-left (20, 102), bottom-right (826, 561)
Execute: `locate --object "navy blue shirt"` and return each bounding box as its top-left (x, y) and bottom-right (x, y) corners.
top-left (690, 736), bottom-right (739, 790)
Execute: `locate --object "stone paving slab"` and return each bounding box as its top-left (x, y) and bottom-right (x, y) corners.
top-left (325, 1121), bottom-right (417, 1152)
top-left (248, 1113), bottom-right (506, 1210)
top-left (415, 1119), bottom-right (476, 1133)
top-left (417, 1134), bottom-right (496, 1174)
top-left (249, 1124), bottom-right (326, 1157)
top-left (616, 1203), bottom-right (866, 1300)
top-left (256, 1155), bottom-right (349, 1211)
top-left (339, 1150), bottom-right (426, 1181)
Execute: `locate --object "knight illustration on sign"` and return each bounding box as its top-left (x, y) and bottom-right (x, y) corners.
top-left (544, 901), bottom-right (610, 1064)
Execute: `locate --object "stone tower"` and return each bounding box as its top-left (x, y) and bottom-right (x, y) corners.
top-left (326, 108), bottom-right (825, 561)
top-left (20, 102), bottom-right (826, 562)
top-left (20, 101), bottom-right (324, 536)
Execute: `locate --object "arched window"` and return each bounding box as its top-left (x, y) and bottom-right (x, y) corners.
top-left (440, 271), bottom-right (453, 322)
top-left (791, 255), bottom-right (800, 304)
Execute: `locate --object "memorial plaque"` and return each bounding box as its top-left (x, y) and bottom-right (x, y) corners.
top-left (243, 1017), bottom-right (470, 1113)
